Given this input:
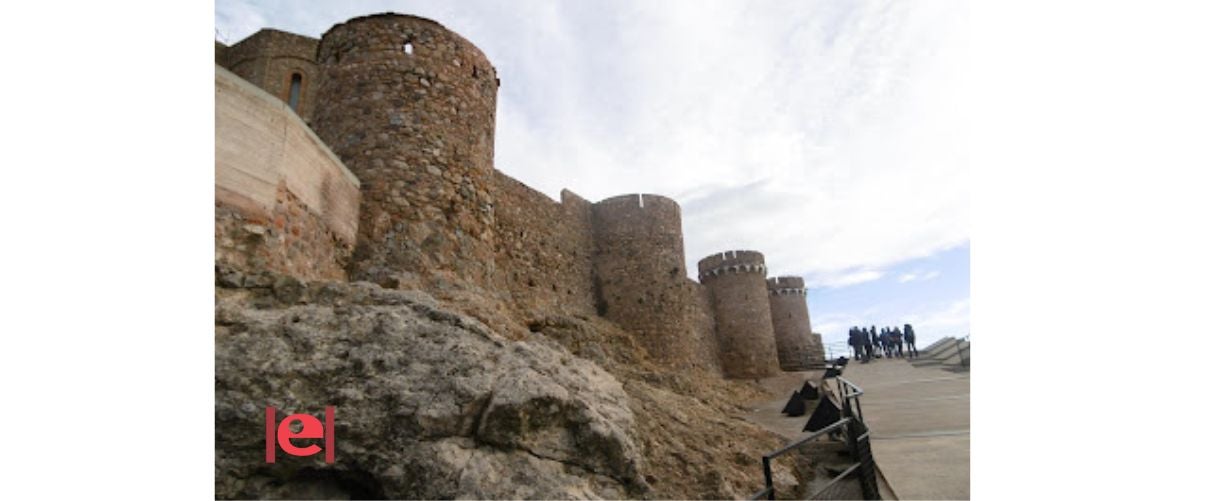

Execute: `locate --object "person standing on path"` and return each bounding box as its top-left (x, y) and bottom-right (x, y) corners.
top-left (870, 326), bottom-right (880, 358)
top-left (904, 324), bottom-right (918, 358)
top-left (860, 327), bottom-right (873, 363)
top-left (885, 327), bottom-right (896, 357)
top-left (849, 326), bottom-right (863, 361)
top-left (892, 327), bottom-right (905, 358)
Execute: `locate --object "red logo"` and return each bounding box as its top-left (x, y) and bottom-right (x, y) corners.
top-left (265, 406), bottom-right (335, 464)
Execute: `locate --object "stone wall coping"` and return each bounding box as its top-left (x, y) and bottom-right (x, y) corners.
top-left (216, 65), bottom-right (359, 190)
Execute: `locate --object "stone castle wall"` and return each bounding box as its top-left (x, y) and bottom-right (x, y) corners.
top-left (214, 66), bottom-right (360, 281)
top-left (311, 14), bottom-right (501, 289)
top-left (217, 29), bottom-right (321, 122)
top-left (699, 251), bottom-right (781, 379)
top-left (213, 15), bottom-right (823, 379)
top-left (685, 280), bottom-right (723, 375)
top-left (492, 171), bottom-right (598, 323)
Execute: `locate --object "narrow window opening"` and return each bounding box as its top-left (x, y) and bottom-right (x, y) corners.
top-left (404, 42), bottom-right (413, 55)
top-left (287, 73), bottom-right (303, 111)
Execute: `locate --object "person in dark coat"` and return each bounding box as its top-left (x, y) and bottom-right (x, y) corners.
top-left (848, 327), bottom-right (862, 361)
top-left (904, 324), bottom-right (918, 358)
top-left (870, 326), bottom-right (880, 358)
top-left (860, 327), bottom-right (873, 363)
top-left (883, 327), bottom-right (893, 357)
top-left (893, 327), bottom-right (905, 357)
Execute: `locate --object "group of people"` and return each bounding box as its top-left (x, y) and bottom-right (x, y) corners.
top-left (848, 324), bottom-right (918, 363)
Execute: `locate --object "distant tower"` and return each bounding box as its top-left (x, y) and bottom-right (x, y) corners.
top-left (592, 194), bottom-right (697, 369)
top-left (699, 250), bottom-right (780, 379)
top-left (311, 14), bottom-right (500, 287)
top-left (766, 276), bottom-right (824, 371)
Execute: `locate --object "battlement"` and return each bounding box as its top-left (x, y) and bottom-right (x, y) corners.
top-left (698, 250), bottom-right (767, 283)
top-left (767, 276), bottom-right (807, 296)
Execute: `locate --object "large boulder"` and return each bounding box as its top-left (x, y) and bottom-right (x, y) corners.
top-left (215, 272), bottom-right (648, 499)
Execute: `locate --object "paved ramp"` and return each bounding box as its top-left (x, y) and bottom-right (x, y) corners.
top-left (841, 359), bottom-right (970, 500)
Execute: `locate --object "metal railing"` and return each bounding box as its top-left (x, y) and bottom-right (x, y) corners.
top-left (751, 376), bottom-right (880, 500)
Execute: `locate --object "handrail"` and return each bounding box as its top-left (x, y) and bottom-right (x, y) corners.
top-left (747, 373), bottom-right (882, 498)
top-left (837, 376), bottom-right (863, 398)
top-left (752, 418), bottom-right (854, 499)
top-left (835, 376), bottom-right (864, 422)
top-left (764, 418), bottom-right (853, 460)
top-left (751, 372), bottom-right (879, 500)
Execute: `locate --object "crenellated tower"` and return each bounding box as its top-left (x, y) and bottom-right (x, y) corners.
top-left (766, 276), bottom-right (824, 370)
top-left (699, 250), bottom-right (780, 379)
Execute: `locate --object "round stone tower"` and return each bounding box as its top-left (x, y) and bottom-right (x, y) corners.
top-left (766, 276), bottom-right (824, 371)
top-left (311, 13), bottom-right (500, 288)
top-left (698, 250), bottom-right (780, 379)
top-left (592, 194), bottom-right (697, 369)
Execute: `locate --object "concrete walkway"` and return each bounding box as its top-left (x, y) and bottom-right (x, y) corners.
top-left (841, 358), bottom-right (970, 500)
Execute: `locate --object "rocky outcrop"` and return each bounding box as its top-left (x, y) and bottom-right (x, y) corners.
top-left (215, 269), bottom-right (649, 499)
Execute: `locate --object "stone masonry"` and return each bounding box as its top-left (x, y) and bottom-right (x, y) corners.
top-left (217, 29), bottom-right (321, 122)
top-left (699, 251), bottom-right (781, 379)
top-left (492, 173), bottom-right (597, 322)
top-left (215, 66), bottom-right (360, 281)
top-left (215, 13), bottom-right (819, 380)
top-left (310, 14), bottom-right (501, 290)
top-left (766, 276), bottom-right (824, 371)
top-left (592, 194), bottom-right (697, 371)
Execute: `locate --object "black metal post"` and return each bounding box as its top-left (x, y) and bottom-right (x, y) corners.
top-left (761, 456), bottom-right (775, 500)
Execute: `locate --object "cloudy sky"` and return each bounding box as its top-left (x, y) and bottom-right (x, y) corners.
top-left (216, 0), bottom-right (970, 351)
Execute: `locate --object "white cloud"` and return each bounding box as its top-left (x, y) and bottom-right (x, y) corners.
top-left (810, 268), bottom-right (885, 288)
top-left (215, 0), bottom-right (969, 288)
top-left (898, 270), bottom-right (940, 283)
top-left (903, 298), bottom-right (970, 348)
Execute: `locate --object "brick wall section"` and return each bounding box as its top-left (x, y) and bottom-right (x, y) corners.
top-left (699, 251), bottom-right (780, 379)
top-left (217, 29), bottom-right (320, 122)
top-left (311, 14), bottom-right (501, 290)
top-left (216, 185), bottom-right (352, 280)
top-left (215, 66), bottom-right (360, 281)
top-left (766, 276), bottom-right (817, 371)
top-left (592, 194), bottom-right (698, 370)
top-left (492, 171), bottom-right (598, 322)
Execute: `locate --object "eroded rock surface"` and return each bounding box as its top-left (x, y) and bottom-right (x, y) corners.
top-left (216, 272), bottom-right (647, 499)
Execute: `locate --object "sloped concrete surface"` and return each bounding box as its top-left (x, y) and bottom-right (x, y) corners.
top-left (841, 359), bottom-right (970, 500)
